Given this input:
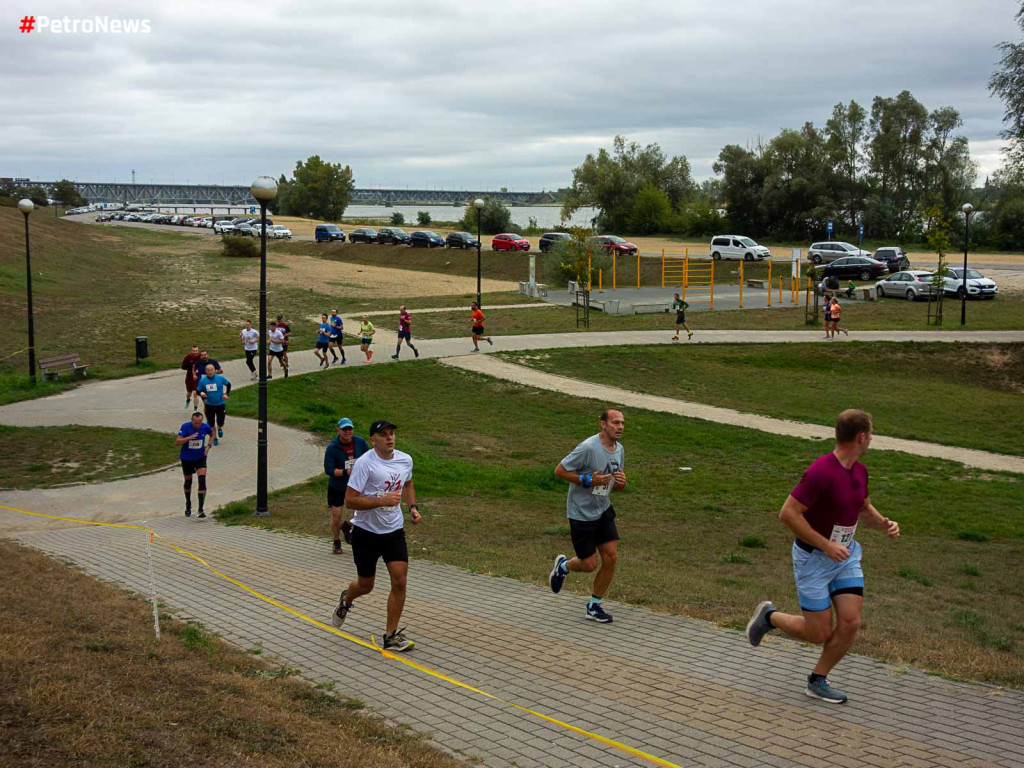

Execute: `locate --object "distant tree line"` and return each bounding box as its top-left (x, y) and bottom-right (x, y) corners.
top-left (0, 179), bottom-right (85, 208)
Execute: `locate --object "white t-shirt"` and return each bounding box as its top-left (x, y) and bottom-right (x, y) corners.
top-left (268, 328), bottom-right (285, 352)
top-left (241, 328), bottom-right (259, 351)
top-left (348, 448), bottom-right (413, 534)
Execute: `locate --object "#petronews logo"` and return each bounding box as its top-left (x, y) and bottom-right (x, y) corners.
top-left (19, 15), bottom-right (152, 34)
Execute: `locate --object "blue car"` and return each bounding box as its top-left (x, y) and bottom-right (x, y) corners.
top-left (315, 224), bottom-right (346, 242)
top-left (410, 230), bottom-right (445, 248)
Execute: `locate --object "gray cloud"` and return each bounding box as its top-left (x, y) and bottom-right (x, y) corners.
top-left (0, 0), bottom-right (1016, 189)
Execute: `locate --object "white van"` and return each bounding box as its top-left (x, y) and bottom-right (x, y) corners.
top-left (710, 235), bottom-right (771, 261)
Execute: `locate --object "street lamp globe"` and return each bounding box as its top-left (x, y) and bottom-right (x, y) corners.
top-left (251, 176), bottom-right (278, 202)
top-left (473, 198), bottom-right (484, 209)
top-left (18, 199), bottom-right (34, 215)
top-left (962, 203), bottom-right (973, 215)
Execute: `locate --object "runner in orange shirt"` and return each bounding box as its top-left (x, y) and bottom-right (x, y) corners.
top-left (469, 301), bottom-right (493, 352)
top-left (830, 298), bottom-right (848, 336)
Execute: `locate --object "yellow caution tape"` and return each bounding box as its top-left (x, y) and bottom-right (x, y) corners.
top-left (0, 347), bottom-right (30, 362)
top-left (1, 503), bottom-right (683, 768)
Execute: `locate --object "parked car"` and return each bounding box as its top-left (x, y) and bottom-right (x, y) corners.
top-left (96, 213), bottom-right (112, 222)
top-left (445, 231), bottom-right (480, 249)
top-left (818, 256), bottom-right (889, 281)
top-left (872, 246), bottom-right (910, 273)
top-left (269, 225), bottom-right (292, 239)
top-left (589, 235), bottom-right (638, 256)
top-left (348, 228), bottom-right (378, 244)
top-left (943, 267), bottom-right (998, 299)
top-left (213, 221), bottom-right (237, 235)
top-left (410, 230), bottom-right (445, 248)
top-left (874, 271), bottom-right (937, 301)
top-left (492, 233), bottom-right (531, 251)
top-left (235, 224), bottom-right (255, 237)
top-left (377, 227), bottom-right (411, 245)
top-left (539, 232), bottom-right (572, 253)
top-left (808, 241), bottom-right (872, 264)
top-left (315, 224), bottom-right (346, 242)
top-left (710, 235), bottom-right (770, 261)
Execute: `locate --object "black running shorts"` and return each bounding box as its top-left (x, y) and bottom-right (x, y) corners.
top-left (472, 325), bottom-right (485, 336)
top-left (316, 341), bottom-right (329, 351)
top-left (676, 312), bottom-right (686, 323)
top-left (327, 484), bottom-right (347, 509)
top-left (180, 457), bottom-right (207, 475)
top-left (397, 331), bottom-right (411, 340)
top-left (351, 525), bottom-right (408, 578)
top-left (569, 506), bottom-right (619, 560)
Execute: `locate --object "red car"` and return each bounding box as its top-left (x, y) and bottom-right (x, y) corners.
top-left (492, 233), bottom-right (531, 252)
top-left (589, 235), bottom-right (638, 256)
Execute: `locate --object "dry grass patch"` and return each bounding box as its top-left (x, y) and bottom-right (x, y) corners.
top-left (0, 539), bottom-right (467, 768)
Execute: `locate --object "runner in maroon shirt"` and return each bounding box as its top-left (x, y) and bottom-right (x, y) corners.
top-left (391, 305), bottom-right (419, 360)
top-left (745, 409), bottom-right (900, 704)
top-left (180, 345), bottom-right (202, 410)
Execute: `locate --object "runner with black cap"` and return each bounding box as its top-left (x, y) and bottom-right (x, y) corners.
top-left (324, 417), bottom-right (369, 554)
top-left (331, 418), bottom-right (420, 652)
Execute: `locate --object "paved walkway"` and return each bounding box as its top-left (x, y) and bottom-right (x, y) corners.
top-left (4, 328), bottom-right (1024, 767)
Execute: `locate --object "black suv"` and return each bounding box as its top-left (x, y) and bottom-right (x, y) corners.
top-left (377, 227), bottom-right (411, 245)
top-left (872, 247), bottom-right (910, 273)
top-left (539, 232), bottom-right (572, 253)
top-left (349, 228), bottom-right (378, 244)
top-left (445, 231), bottom-right (479, 249)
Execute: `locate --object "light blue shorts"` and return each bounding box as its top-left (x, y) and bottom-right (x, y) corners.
top-left (792, 539), bottom-right (864, 612)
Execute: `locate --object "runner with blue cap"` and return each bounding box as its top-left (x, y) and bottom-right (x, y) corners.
top-left (324, 417), bottom-right (369, 554)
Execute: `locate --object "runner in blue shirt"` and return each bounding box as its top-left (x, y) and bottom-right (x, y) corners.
top-left (329, 309), bottom-right (346, 365)
top-left (315, 313), bottom-right (333, 369)
top-left (197, 363), bottom-right (232, 445)
top-left (174, 411), bottom-right (214, 518)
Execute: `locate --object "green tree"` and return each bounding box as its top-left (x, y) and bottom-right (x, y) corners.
top-left (49, 179), bottom-right (85, 206)
top-left (458, 197), bottom-right (515, 235)
top-left (758, 123), bottom-right (834, 239)
top-left (865, 90), bottom-right (929, 238)
top-left (989, 3), bottom-right (1024, 176)
top-left (268, 174), bottom-right (289, 216)
top-left (713, 143), bottom-right (766, 235)
top-left (416, 210), bottom-right (431, 226)
top-left (390, 211), bottom-right (406, 225)
top-left (825, 100), bottom-right (868, 231)
top-left (922, 106), bottom-right (977, 221)
top-left (281, 156), bottom-right (354, 220)
top-left (627, 185), bottom-right (672, 234)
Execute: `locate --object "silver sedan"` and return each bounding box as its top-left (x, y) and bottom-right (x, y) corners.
top-left (875, 270), bottom-right (938, 301)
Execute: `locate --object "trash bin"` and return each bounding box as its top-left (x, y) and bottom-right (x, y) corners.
top-left (605, 299), bottom-right (620, 314)
top-left (135, 335), bottom-right (149, 363)
top-left (568, 280), bottom-right (578, 294)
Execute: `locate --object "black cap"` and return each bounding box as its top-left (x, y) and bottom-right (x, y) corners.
top-left (369, 419), bottom-right (397, 436)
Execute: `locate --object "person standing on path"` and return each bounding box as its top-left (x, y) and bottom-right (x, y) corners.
top-left (671, 293), bottom-right (693, 341)
top-left (392, 305), bottom-right (419, 360)
top-left (315, 313), bottom-right (333, 369)
top-left (359, 315), bottom-right (376, 363)
top-left (180, 345), bottom-right (202, 409)
top-left (197, 363), bottom-right (231, 445)
top-left (276, 314), bottom-right (292, 369)
top-left (469, 301), bottom-right (493, 352)
top-left (830, 297), bottom-right (848, 337)
top-left (324, 417), bottom-right (369, 555)
top-left (331, 420), bottom-right (421, 652)
top-left (174, 411), bottom-right (214, 518)
top-left (329, 309), bottom-right (346, 365)
top-left (548, 408), bottom-right (628, 623)
top-left (267, 321), bottom-right (288, 379)
top-left (239, 320), bottom-right (259, 381)
top-left (745, 409), bottom-right (900, 704)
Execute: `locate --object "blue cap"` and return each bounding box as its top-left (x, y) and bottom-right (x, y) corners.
top-left (337, 418), bottom-right (354, 429)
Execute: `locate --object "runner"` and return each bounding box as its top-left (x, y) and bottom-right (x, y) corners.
top-left (469, 301), bottom-right (493, 352)
top-left (745, 409), bottom-right (900, 704)
top-left (330, 419), bottom-right (421, 652)
top-left (267, 321), bottom-right (288, 379)
top-left (197, 363), bottom-right (231, 445)
top-left (276, 314), bottom-right (292, 369)
top-left (239, 319), bottom-right (259, 381)
top-left (174, 410), bottom-right (214, 518)
top-left (195, 350), bottom-right (223, 378)
top-left (823, 296), bottom-right (834, 339)
top-left (671, 293), bottom-right (693, 341)
top-left (329, 309), bottom-right (346, 365)
top-left (324, 417), bottom-right (369, 554)
top-left (359, 314), bottom-right (375, 363)
top-left (547, 408), bottom-right (628, 623)
top-left (315, 313), bottom-right (333, 369)
top-left (392, 305), bottom-right (420, 360)
top-left (180, 345), bottom-right (202, 409)
top-left (830, 297), bottom-right (849, 336)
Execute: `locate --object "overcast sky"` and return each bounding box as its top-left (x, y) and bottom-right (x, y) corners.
top-left (2, 0), bottom-right (1018, 191)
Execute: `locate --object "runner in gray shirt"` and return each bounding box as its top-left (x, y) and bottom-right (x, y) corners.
top-left (548, 408), bottom-right (628, 623)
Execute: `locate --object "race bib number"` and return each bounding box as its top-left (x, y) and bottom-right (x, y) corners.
top-left (345, 459), bottom-right (355, 472)
top-left (188, 438), bottom-right (203, 450)
top-left (205, 383), bottom-right (217, 392)
top-left (830, 523), bottom-right (857, 547)
top-left (591, 484), bottom-right (610, 497)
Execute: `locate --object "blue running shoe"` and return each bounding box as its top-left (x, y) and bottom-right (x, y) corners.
top-left (217, 428), bottom-right (223, 438)
top-left (549, 554), bottom-right (568, 593)
top-left (586, 603), bottom-right (613, 623)
top-left (746, 601), bottom-right (775, 647)
top-left (213, 437), bottom-right (219, 446)
top-left (806, 676), bottom-right (848, 704)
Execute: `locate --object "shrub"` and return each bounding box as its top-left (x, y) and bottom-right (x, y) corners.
top-left (722, 553), bottom-right (751, 564)
top-left (221, 236), bottom-right (259, 259)
top-left (416, 211), bottom-right (431, 226)
top-left (739, 535), bottom-right (767, 549)
top-left (390, 212), bottom-right (405, 225)
top-left (955, 531), bottom-right (988, 542)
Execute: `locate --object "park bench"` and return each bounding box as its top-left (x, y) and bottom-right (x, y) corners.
top-left (38, 352), bottom-right (91, 381)
top-left (745, 279), bottom-right (766, 289)
top-left (632, 300), bottom-right (672, 314)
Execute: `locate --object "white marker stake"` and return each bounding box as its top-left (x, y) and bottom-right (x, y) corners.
top-left (143, 523), bottom-right (161, 639)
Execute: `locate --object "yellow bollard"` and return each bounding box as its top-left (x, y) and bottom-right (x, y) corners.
top-left (612, 253), bottom-right (617, 290)
top-left (779, 276), bottom-right (783, 304)
top-left (661, 248), bottom-right (665, 288)
top-left (767, 260), bottom-right (772, 307)
top-left (739, 260), bottom-right (743, 309)
top-left (636, 252), bottom-right (640, 289)
top-left (683, 255), bottom-right (688, 301)
top-left (710, 258), bottom-right (715, 310)
top-left (599, 269), bottom-right (603, 293)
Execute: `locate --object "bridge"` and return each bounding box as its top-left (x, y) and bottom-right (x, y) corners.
top-left (19, 180), bottom-right (557, 207)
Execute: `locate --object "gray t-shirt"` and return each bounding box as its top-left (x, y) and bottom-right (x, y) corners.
top-left (561, 434), bottom-right (624, 521)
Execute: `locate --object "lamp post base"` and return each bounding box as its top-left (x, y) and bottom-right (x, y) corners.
top-left (251, 510), bottom-right (270, 518)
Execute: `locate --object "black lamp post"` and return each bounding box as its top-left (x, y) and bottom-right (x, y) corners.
top-left (250, 176), bottom-right (278, 517)
top-left (474, 198), bottom-right (484, 307)
top-left (18, 199), bottom-right (37, 384)
top-left (960, 202), bottom-right (973, 327)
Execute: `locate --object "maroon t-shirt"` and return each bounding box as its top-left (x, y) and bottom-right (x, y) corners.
top-left (790, 452), bottom-right (868, 542)
top-left (399, 312), bottom-right (411, 332)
